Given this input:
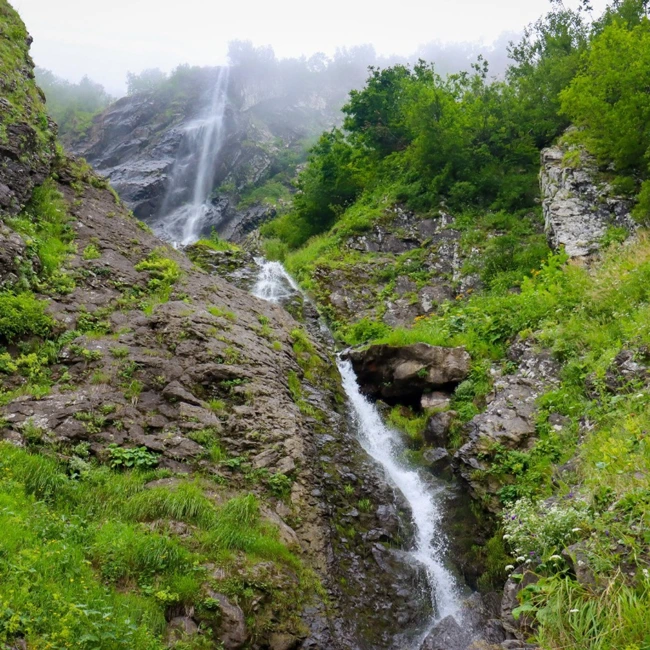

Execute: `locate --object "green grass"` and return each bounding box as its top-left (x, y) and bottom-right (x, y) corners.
top-left (0, 442), bottom-right (317, 647)
top-left (5, 179), bottom-right (75, 289)
top-left (135, 248), bottom-right (182, 292)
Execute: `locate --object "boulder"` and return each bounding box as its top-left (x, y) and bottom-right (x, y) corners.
top-left (562, 542), bottom-right (597, 587)
top-left (454, 340), bottom-right (559, 511)
top-left (501, 569), bottom-right (539, 639)
top-left (421, 391), bottom-right (452, 411)
top-left (345, 343), bottom-right (471, 401)
top-left (422, 447), bottom-right (450, 475)
top-left (424, 410), bottom-right (457, 447)
top-left (421, 616), bottom-right (470, 650)
top-left (207, 592), bottom-right (248, 649)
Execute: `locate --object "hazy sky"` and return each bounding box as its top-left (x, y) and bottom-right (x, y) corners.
top-left (14, 0), bottom-right (609, 96)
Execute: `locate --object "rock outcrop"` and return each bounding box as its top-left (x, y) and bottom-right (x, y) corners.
top-left (70, 73), bottom-right (334, 242)
top-left (540, 144), bottom-right (636, 258)
top-left (0, 3), bottom-right (57, 215)
top-left (344, 343), bottom-right (471, 401)
top-left (454, 339), bottom-right (560, 512)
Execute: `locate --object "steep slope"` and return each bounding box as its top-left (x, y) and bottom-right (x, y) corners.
top-left (0, 4), bottom-right (434, 648)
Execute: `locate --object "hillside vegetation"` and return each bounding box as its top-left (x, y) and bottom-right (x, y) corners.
top-left (261, 1), bottom-right (650, 648)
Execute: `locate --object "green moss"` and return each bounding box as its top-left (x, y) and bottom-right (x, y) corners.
top-left (135, 248), bottom-right (182, 292)
top-left (0, 2), bottom-right (54, 150)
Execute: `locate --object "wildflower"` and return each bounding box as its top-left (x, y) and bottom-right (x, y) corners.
top-left (517, 556), bottom-right (526, 563)
top-left (571, 528), bottom-right (581, 532)
top-left (570, 608), bottom-right (579, 613)
top-left (505, 565), bottom-right (515, 572)
top-left (548, 555), bottom-right (562, 561)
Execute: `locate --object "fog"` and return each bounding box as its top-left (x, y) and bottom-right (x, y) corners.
top-left (13, 0), bottom-right (609, 97)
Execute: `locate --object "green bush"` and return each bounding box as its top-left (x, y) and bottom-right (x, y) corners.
top-left (0, 292), bottom-right (53, 343)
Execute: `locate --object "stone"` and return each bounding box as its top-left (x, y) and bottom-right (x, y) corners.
top-left (421, 391), bottom-right (452, 411)
top-left (421, 615), bottom-right (470, 650)
top-left (207, 592), bottom-right (248, 649)
top-left (178, 402), bottom-right (221, 428)
top-left (166, 616), bottom-right (198, 643)
top-left (424, 410), bottom-right (456, 447)
top-left (501, 569), bottom-right (539, 639)
top-left (540, 144), bottom-right (636, 258)
top-left (562, 542), bottom-right (597, 587)
top-left (423, 447), bottom-right (450, 471)
top-left (162, 381), bottom-right (205, 407)
top-left (455, 339), bottom-right (559, 511)
top-left (344, 343), bottom-right (471, 400)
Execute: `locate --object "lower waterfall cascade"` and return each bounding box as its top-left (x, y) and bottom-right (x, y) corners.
top-left (251, 259), bottom-right (468, 645)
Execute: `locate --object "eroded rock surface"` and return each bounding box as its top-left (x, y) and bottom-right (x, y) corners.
top-left (345, 342), bottom-right (470, 401)
top-left (540, 144), bottom-right (636, 258)
top-left (455, 339), bottom-right (560, 511)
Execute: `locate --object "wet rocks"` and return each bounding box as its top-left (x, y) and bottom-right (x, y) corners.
top-left (345, 343), bottom-right (470, 401)
top-left (420, 593), bottom-right (507, 650)
top-left (421, 616), bottom-right (468, 650)
top-left (424, 410), bottom-right (457, 446)
top-left (540, 144), bottom-right (636, 258)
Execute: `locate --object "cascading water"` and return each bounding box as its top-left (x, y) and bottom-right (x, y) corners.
top-left (251, 260), bottom-right (464, 642)
top-left (251, 259), bottom-right (301, 302)
top-left (155, 67), bottom-right (230, 245)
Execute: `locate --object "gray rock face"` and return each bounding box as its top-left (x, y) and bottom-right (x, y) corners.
top-left (455, 339), bottom-right (560, 511)
top-left (540, 145), bottom-right (636, 258)
top-left (71, 72), bottom-right (335, 242)
top-left (345, 343), bottom-right (471, 401)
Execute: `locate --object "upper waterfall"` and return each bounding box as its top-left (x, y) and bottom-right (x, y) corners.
top-left (155, 67), bottom-right (230, 245)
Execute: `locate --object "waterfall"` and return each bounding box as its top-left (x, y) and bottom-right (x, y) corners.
top-left (251, 260), bottom-right (463, 641)
top-left (156, 67), bottom-right (230, 245)
top-left (337, 359), bottom-right (461, 622)
top-left (251, 259), bottom-right (301, 302)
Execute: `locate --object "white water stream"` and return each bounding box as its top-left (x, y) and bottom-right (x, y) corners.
top-left (157, 67), bottom-right (230, 245)
top-left (252, 260), bottom-right (463, 639)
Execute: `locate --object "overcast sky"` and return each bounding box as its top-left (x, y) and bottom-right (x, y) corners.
top-left (14, 0), bottom-right (609, 96)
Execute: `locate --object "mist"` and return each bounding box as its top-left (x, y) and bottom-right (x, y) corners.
top-left (14, 0), bottom-right (609, 96)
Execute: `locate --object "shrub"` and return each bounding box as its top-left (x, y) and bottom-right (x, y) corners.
top-left (107, 445), bottom-right (159, 471)
top-left (0, 292), bottom-right (53, 342)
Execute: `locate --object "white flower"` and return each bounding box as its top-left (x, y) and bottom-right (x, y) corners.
top-left (571, 528), bottom-right (581, 532)
top-left (505, 565), bottom-right (515, 572)
top-left (570, 609), bottom-right (579, 613)
top-left (516, 556), bottom-right (526, 563)
top-left (548, 555), bottom-right (562, 561)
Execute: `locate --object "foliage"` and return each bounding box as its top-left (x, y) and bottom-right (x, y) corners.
top-left (6, 178), bottom-right (75, 287)
top-left (35, 67), bottom-right (112, 140)
top-left (0, 292), bottom-right (53, 343)
top-left (0, 442), bottom-right (315, 648)
top-left (503, 497), bottom-right (591, 561)
top-left (107, 445), bottom-right (159, 470)
top-left (560, 12), bottom-right (650, 223)
top-left (134, 248), bottom-right (182, 292)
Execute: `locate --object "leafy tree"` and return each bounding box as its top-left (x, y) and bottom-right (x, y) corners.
top-left (35, 68), bottom-right (112, 140)
top-left (126, 68), bottom-right (168, 95)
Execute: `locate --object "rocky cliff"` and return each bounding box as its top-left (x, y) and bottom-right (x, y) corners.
top-left (69, 69), bottom-right (336, 243)
top-left (0, 4), bottom-right (434, 648)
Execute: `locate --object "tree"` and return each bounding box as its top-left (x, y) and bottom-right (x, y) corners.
top-left (126, 68), bottom-right (167, 95)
